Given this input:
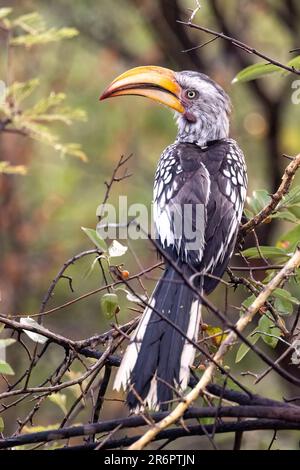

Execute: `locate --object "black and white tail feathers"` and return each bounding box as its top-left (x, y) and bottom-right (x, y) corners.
top-left (113, 265), bottom-right (201, 411)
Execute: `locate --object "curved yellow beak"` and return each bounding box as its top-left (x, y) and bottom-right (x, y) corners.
top-left (100, 65), bottom-right (185, 114)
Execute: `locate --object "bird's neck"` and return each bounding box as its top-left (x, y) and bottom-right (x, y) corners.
top-left (175, 110), bottom-right (230, 147)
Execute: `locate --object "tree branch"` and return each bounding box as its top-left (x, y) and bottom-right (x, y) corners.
top-left (179, 20), bottom-right (300, 75)
top-left (240, 154), bottom-right (300, 237)
top-left (1, 404), bottom-right (299, 449)
top-left (129, 247), bottom-right (300, 449)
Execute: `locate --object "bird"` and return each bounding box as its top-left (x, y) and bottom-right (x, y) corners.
top-left (100, 66), bottom-right (247, 411)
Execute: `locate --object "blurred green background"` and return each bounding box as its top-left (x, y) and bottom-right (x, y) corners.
top-left (0, 0), bottom-right (300, 449)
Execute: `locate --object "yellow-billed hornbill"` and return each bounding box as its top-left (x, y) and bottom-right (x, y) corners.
top-left (100, 66), bottom-right (247, 411)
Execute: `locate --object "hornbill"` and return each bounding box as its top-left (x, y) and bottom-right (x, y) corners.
top-left (100, 66), bottom-right (247, 411)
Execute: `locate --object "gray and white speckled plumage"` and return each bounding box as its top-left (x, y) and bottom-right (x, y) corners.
top-left (114, 71), bottom-right (247, 411)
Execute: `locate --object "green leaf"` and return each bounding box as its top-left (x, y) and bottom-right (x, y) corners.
top-left (10, 27), bottom-right (78, 47)
top-left (241, 246), bottom-right (289, 260)
top-left (13, 12), bottom-right (46, 34)
top-left (23, 92), bottom-right (86, 125)
top-left (18, 120), bottom-right (88, 162)
top-left (246, 189), bottom-right (271, 216)
top-left (205, 326), bottom-right (228, 346)
top-left (7, 79), bottom-right (40, 104)
top-left (0, 416), bottom-right (4, 433)
top-left (240, 294), bottom-right (256, 315)
top-left (22, 424), bottom-right (60, 434)
top-left (273, 288), bottom-right (299, 306)
top-left (274, 297), bottom-right (293, 316)
top-left (235, 328), bottom-right (260, 363)
top-left (198, 417), bottom-right (215, 426)
top-left (0, 360), bottom-right (15, 375)
top-left (100, 293), bottom-right (119, 319)
top-left (81, 227), bottom-right (107, 252)
top-left (258, 315), bottom-right (281, 348)
top-left (56, 143), bottom-right (87, 161)
top-left (243, 208), bottom-right (253, 220)
top-left (48, 393), bottom-right (67, 415)
top-left (279, 186), bottom-right (300, 208)
top-left (232, 57), bottom-right (300, 84)
top-left (271, 210), bottom-right (299, 223)
top-left (287, 55), bottom-right (300, 71)
top-left (232, 63), bottom-right (281, 84)
top-left (24, 92), bottom-right (66, 116)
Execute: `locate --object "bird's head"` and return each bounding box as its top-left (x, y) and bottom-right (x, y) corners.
top-left (100, 66), bottom-right (231, 146)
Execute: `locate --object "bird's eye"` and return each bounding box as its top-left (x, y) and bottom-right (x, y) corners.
top-left (185, 89), bottom-right (198, 100)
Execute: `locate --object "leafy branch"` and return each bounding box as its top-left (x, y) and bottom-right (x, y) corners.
top-left (0, 8), bottom-right (87, 173)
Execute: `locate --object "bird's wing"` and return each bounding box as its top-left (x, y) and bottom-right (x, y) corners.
top-left (154, 143), bottom-right (210, 265)
top-left (153, 140), bottom-right (247, 287)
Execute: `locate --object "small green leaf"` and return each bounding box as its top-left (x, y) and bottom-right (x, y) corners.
top-left (246, 189), bottom-right (271, 216)
top-left (235, 328), bottom-right (260, 363)
top-left (279, 186), bottom-right (300, 208)
top-left (10, 27), bottom-right (78, 47)
top-left (13, 12), bottom-right (46, 33)
top-left (273, 288), bottom-right (299, 306)
top-left (223, 377), bottom-right (241, 392)
top-left (240, 294), bottom-right (256, 315)
top-left (48, 393), bottom-right (67, 415)
top-left (100, 293), bottom-right (119, 319)
top-left (241, 246), bottom-right (289, 260)
top-left (287, 55), bottom-right (300, 71)
top-left (205, 325), bottom-right (228, 346)
top-left (0, 360), bottom-right (15, 375)
top-left (274, 297), bottom-right (293, 316)
top-left (81, 227), bottom-right (107, 252)
top-left (198, 417), bottom-right (215, 426)
top-left (232, 62), bottom-right (281, 84)
top-left (271, 210), bottom-right (299, 223)
top-left (7, 78), bottom-right (40, 103)
top-left (258, 315), bottom-right (281, 348)
top-left (0, 416), bottom-right (4, 433)
top-left (243, 208), bottom-right (253, 220)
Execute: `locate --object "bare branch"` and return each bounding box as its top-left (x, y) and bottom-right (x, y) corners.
top-left (179, 21), bottom-right (300, 75)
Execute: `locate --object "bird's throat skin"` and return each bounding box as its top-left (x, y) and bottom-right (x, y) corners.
top-left (175, 103), bottom-right (230, 147)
